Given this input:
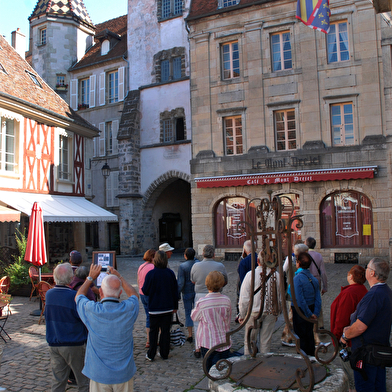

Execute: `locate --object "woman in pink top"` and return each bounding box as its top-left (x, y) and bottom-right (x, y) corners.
top-left (191, 271), bottom-right (232, 371)
top-left (138, 249), bottom-right (156, 348)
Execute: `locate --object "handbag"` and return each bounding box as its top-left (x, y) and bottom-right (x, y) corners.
top-left (170, 313), bottom-right (186, 346)
top-left (366, 344), bottom-right (392, 367)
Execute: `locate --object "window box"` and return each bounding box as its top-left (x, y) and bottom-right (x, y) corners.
top-left (78, 103), bottom-right (89, 110)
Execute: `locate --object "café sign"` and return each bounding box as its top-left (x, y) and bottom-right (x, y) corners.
top-left (252, 155), bottom-right (321, 170)
top-left (195, 166), bottom-right (377, 188)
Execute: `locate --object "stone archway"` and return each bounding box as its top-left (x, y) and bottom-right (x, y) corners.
top-left (142, 171), bottom-right (191, 251)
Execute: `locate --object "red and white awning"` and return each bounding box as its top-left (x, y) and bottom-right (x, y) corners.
top-left (195, 166), bottom-right (377, 188)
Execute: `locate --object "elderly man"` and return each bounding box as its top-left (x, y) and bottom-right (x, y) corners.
top-left (190, 244), bottom-right (228, 357)
top-left (159, 243), bottom-right (174, 259)
top-left (239, 253), bottom-right (281, 355)
top-left (341, 258), bottom-right (392, 392)
top-left (76, 264), bottom-right (139, 392)
top-left (44, 263), bottom-right (89, 392)
top-left (238, 240), bottom-right (257, 288)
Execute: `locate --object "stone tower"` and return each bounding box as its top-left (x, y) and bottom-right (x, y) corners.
top-left (28, 0), bottom-right (95, 101)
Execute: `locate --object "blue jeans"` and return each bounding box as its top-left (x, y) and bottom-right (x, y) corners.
top-left (140, 294), bottom-right (150, 328)
top-left (182, 293), bottom-right (195, 327)
top-left (354, 363), bottom-right (386, 392)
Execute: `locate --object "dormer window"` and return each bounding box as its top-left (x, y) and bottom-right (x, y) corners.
top-left (101, 40), bottom-right (110, 56)
top-left (26, 71), bottom-right (42, 88)
top-left (0, 63), bottom-right (7, 75)
top-left (218, 0), bottom-right (240, 8)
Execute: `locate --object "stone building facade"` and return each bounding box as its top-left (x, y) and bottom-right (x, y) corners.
top-left (186, 0), bottom-right (392, 262)
top-left (116, 0), bottom-right (193, 254)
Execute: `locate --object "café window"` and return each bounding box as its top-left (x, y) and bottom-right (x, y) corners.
top-left (215, 197), bottom-right (256, 247)
top-left (320, 191), bottom-right (373, 248)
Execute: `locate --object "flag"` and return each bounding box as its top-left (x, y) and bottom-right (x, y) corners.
top-left (296, 0), bottom-right (330, 34)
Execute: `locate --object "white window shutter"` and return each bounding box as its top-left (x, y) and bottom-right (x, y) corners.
top-left (70, 79), bottom-right (78, 110)
top-left (112, 120), bottom-right (119, 154)
top-left (106, 176), bottom-right (112, 207)
top-left (99, 72), bottom-right (105, 106)
top-left (118, 67), bottom-right (125, 102)
top-left (89, 74), bottom-right (96, 108)
top-left (99, 122), bottom-right (105, 156)
top-left (113, 171), bottom-right (119, 206)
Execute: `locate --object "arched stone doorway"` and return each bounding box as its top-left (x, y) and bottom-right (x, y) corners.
top-left (142, 172), bottom-right (192, 251)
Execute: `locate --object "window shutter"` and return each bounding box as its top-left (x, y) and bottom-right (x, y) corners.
top-left (99, 72), bottom-right (105, 106)
top-left (106, 175), bottom-right (113, 207)
top-left (118, 67), bottom-right (125, 101)
top-left (70, 79), bottom-right (78, 110)
top-left (113, 171), bottom-right (119, 207)
top-left (99, 123), bottom-right (105, 156)
top-left (89, 74), bottom-right (96, 108)
top-left (112, 120), bottom-right (119, 154)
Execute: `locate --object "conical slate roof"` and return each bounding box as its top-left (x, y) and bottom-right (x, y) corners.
top-left (29, 0), bottom-right (94, 27)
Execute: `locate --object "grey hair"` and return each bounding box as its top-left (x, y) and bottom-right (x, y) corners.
top-left (370, 258), bottom-right (390, 282)
top-left (203, 244), bottom-right (215, 259)
top-left (75, 266), bottom-right (89, 280)
top-left (243, 240), bottom-right (253, 254)
top-left (101, 274), bottom-right (122, 298)
top-left (294, 243), bottom-right (308, 256)
top-left (53, 263), bottom-right (74, 286)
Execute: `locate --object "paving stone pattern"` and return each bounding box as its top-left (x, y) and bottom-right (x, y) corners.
top-left (0, 256), bottom-right (392, 391)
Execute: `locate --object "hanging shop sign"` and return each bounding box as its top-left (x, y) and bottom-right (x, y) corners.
top-left (195, 166), bottom-right (377, 188)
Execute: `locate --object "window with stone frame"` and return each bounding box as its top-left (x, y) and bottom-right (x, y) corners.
top-left (224, 116), bottom-right (243, 155)
top-left (154, 47), bottom-right (185, 83)
top-left (327, 21), bottom-right (349, 63)
top-left (158, 0), bottom-right (183, 20)
top-left (274, 109), bottom-right (297, 151)
top-left (39, 27), bottom-right (47, 46)
top-left (221, 41), bottom-right (240, 80)
top-left (331, 102), bottom-right (354, 146)
top-left (160, 108), bottom-right (186, 143)
top-left (271, 31), bottom-right (292, 72)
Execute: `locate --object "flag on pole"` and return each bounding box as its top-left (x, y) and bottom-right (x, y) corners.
top-left (296, 0), bottom-right (330, 34)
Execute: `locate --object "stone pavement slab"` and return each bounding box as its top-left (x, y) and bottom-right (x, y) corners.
top-left (0, 257), bottom-right (391, 391)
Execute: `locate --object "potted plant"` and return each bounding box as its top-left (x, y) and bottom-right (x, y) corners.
top-left (4, 228), bottom-right (31, 296)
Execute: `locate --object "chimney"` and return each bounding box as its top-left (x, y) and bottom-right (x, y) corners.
top-left (11, 28), bottom-right (26, 59)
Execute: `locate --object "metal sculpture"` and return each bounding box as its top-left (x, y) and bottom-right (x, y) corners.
top-left (202, 194), bottom-right (338, 391)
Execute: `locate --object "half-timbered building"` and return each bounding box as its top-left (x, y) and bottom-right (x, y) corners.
top-left (0, 34), bottom-right (117, 263)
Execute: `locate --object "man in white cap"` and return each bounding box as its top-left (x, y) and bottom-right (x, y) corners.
top-left (159, 243), bottom-right (174, 259)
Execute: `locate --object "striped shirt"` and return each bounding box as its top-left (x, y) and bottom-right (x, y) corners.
top-left (191, 292), bottom-right (232, 352)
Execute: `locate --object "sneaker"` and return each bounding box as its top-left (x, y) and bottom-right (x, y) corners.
top-left (318, 342), bottom-right (331, 348)
top-left (145, 354), bottom-right (153, 362)
top-left (281, 340), bottom-right (296, 347)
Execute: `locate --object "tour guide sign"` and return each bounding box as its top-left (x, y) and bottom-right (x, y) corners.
top-left (92, 251), bottom-right (117, 287)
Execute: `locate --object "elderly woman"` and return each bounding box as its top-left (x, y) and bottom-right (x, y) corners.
top-left (331, 265), bottom-right (367, 392)
top-left (291, 251), bottom-right (321, 356)
top-left (191, 271), bottom-right (232, 372)
top-left (281, 241), bottom-right (308, 346)
top-left (142, 250), bottom-right (178, 361)
top-left (137, 249), bottom-right (156, 348)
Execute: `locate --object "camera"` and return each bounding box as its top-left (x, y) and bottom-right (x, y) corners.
top-left (339, 346), bottom-right (351, 362)
top-left (100, 265), bottom-right (108, 272)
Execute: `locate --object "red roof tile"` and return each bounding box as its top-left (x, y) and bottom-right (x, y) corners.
top-left (70, 14), bottom-right (127, 71)
top-left (0, 35), bottom-right (96, 132)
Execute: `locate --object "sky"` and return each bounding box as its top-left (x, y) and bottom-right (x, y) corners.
top-left (0, 0), bottom-right (128, 50)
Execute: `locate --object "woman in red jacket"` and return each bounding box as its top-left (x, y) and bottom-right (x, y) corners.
top-left (330, 265), bottom-right (367, 392)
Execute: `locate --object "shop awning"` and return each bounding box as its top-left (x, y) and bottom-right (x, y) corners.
top-left (195, 166), bottom-right (377, 188)
top-left (0, 191), bottom-right (118, 222)
top-left (0, 205), bottom-right (21, 222)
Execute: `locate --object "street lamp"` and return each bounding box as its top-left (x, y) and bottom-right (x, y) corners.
top-left (101, 162), bottom-right (111, 179)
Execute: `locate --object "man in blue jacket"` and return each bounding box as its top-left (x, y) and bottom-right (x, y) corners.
top-left (76, 264), bottom-right (139, 391)
top-left (44, 262), bottom-right (89, 392)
